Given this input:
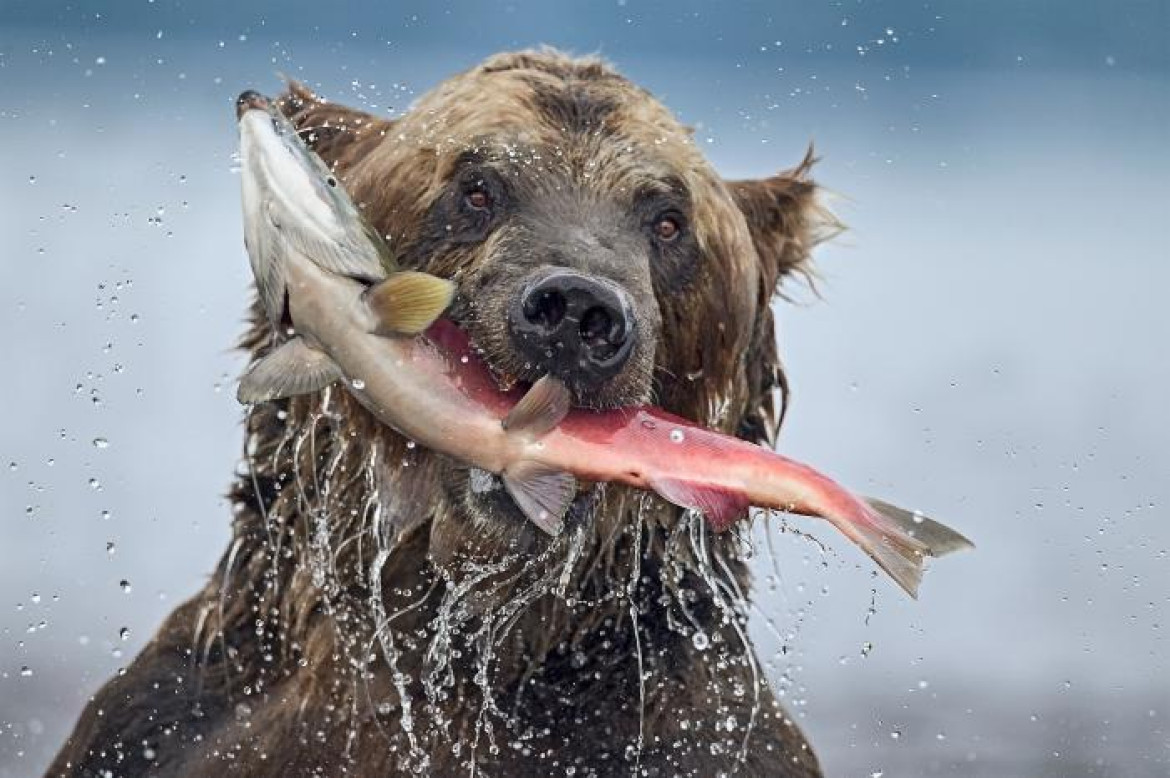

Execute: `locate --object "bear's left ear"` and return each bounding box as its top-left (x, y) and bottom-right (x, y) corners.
top-left (724, 150), bottom-right (842, 444)
top-left (725, 149), bottom-right (842, 290)
top-left (277, 80), bottom-right (395, 172)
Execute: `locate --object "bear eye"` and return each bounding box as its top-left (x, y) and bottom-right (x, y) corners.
top-left (465, 188), bottom-right (491, 211)
top-left (654, 214), bottom-right (681, 242)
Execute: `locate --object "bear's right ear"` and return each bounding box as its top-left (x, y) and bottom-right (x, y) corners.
top-left (276, 80), bottom-right (395, 171)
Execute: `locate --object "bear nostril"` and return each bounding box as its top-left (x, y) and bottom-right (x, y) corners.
top-left (523, 290), bottom-right (567, 332)
top-left (579, 306), bottom-right (618, 348)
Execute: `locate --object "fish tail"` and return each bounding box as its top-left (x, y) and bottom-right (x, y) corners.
top-left (846, 498), bottom-right (974, 598)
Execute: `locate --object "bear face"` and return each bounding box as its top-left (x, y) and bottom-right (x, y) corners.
top-left (277, 50), bottom-right (838, 562)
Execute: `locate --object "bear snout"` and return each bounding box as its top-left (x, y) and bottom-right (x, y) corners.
top-left (506, 268), bottom-right (638, 390)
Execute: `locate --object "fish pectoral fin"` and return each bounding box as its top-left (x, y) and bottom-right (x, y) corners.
top-left (502, 460), bottom-right (576, 536)
top-left (237, 337), bottom-right (342, 404)
top-left (364, 271), bottom-right (455, 336)
top-left (646, 475), bottom-right (751, 531)
top-left (863, 497), bottom-right (975, 557)
top-left (502, 375), bottom-right (571, 438)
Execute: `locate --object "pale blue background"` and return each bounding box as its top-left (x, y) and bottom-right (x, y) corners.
top-left (2, 1), bottom-right (1167, 775)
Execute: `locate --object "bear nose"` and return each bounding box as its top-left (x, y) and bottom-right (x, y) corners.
top-left (508, 270), bottom-right (637, 388)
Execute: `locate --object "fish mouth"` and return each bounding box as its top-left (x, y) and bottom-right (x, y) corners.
top-left (235, 89), bottom-right (270, 119)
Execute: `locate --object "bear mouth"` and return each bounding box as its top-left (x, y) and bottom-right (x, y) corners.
top-left (438, 311), bottom-right (628, 537)
top-left (443, 310), bottom-right (653, 412)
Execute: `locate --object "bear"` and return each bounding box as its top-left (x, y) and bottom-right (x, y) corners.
top-left (47, 49), bottom-right (840, 777)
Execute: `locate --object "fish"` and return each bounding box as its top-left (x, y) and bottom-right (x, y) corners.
top-left (233, 90), bottom-right (973, 598)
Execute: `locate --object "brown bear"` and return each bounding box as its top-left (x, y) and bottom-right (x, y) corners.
top-left (48, 49), bottom-right (840, 777)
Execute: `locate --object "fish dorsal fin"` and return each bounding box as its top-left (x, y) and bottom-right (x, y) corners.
top-left (502, 375), bottom-right (571, 439)
top-left (646, 475), bottom-right (750, 531)
top-left (237, 337), bottom-right (342, 404)
top-left (364, 271), bottom-right (455, 336)
top-left (502, 460), bottom-right (576, 536)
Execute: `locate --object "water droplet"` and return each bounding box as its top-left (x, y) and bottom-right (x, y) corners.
top-left (106, 541), bottom-right (116, 555)
top-left (20, 666), bottom-right (32, 677)
top-left (889, 729), bottom-right (901, 740)
top-left (669, 429), bottom-right (685, 443)
top-left (119, 580), bottom-right (132, 593)
top-left (350, 378), bottom-right (366, 390)
top-left (92, 438), bottom-right (109, 449)
top-left (88, 478), bottom-right (101, 490)
top-left (692, 631), bottom-right (710, 650)
top-left (30, 593), bottom-right (41, 604)
top-left (118, 627), bottom-right (131, 640)
top-left (405, 441), bottom-right (416, 449)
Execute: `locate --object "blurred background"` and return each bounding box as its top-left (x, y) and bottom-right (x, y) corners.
top-left (1, 1), bottom-right (1167, 776)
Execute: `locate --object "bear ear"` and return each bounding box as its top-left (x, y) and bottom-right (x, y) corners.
top-left (725, 149), bottom-right (842, 445)
top-left (276, 79), bottom-right (395, 170)
top-left (725, 147), bottom-right (842, 291)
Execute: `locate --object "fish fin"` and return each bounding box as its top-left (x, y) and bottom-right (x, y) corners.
top-left (646, 475), bottom-right (750, 531)
top-left (364, 271), bottom-right (455, 336)
top-left (849, 498), bottom-right (974, 599)
top-left (502, 375), bottom-right (571, 438)
top-left (502, 461), bottom-right (576, 536)
top-left (237, 337), bottom-right (342, 404)
top-left (846, 512), bottom-right (931, 599)
top-left (864, 497), bottom-right (975, 557)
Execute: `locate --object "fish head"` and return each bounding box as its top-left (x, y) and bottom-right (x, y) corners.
top-left (236, 91), bottom-right (379, 267)
top-left (238, 94), bottom-right (336, 209)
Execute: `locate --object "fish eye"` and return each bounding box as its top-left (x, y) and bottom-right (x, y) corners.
top-left (326, 176), bottom-right (337, 188)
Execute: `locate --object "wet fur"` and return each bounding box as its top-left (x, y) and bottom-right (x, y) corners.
top-left (48, 50), bottom-right (839, 777)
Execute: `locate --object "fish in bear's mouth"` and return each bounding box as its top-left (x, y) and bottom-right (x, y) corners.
top-left (235, 90), bottom-right (972, 598)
